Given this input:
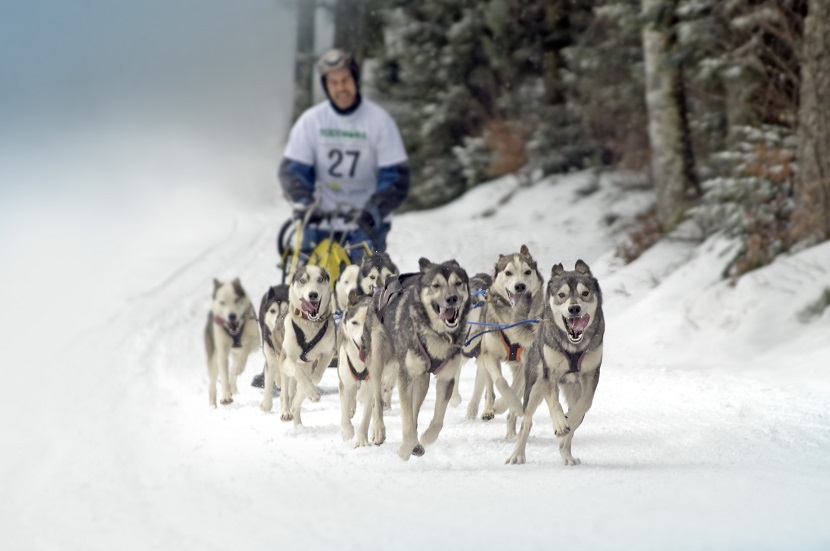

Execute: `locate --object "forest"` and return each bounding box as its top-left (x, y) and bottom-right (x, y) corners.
top-left (287, 0), bottom-right (829, 278)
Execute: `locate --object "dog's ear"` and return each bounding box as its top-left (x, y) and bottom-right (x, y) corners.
top-left (574, 259), bottom-right (592, 276)
top-left (551, 263), bottom-right (565, 277)
top-left (267, 286), bottom-right (277, 300)
top-left (520, 244), bottom-right (529, 256)
top-left (213, 278), bottom-right (222, 290)
top-left (418, 257), bottom-right (431, 271)
top-left (231, 278), bottom-right (245, 297)
top-left (339, 260), bottom-right (348, 273)
top-left (347, 289), bottom-right (360, 306)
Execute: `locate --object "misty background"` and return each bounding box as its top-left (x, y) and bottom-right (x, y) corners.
top-left (0, 1), bottom-right (311, 362)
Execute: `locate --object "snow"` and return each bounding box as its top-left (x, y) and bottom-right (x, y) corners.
top-left (2, 2), bottom-right (830, 550)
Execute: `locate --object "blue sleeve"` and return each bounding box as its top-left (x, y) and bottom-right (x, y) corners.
top-left (278, 158), bottom-right (316, 206)
top-left (370, 163), bottom-right (410, 218)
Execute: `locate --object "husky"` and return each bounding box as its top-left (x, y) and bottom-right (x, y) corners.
top-left (376, 258), bottom-right (471, 461)
top-left (204, 278), bottom-right (260, 407)
top-left (457, 272), bottom-right (493, 410)
top-left (467, 245), bottom-right (544, 438)
top-left (257, 284), bottom-right (289, 410)
top-left (334, 252), bottom-right (399, 312)
top-left (279, 264), bottom-right (337, 425)
top-left (337, 291), bottom-right (394, 446)
top-left (506, 260), bottom-right (604, 466)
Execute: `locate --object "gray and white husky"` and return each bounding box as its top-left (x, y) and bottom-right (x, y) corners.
top-left (279, 265), bottom-right (337, 425)
top-left (337, 291), bottom-right (395, 447)
top-left (335, 252), bottom-right (399, 312)
top-left (506, 260), bottom-right (604, 466)
top-left (467, 245), bottom-right (545, 438)
top-left (204, 278), bottom-right (260, 407)
top-left (376, 258), bottom-right (471, 461)
top-left (257, 284), bottom-right (289, 410)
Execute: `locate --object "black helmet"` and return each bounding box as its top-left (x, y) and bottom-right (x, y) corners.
top-left (317, 48), bottom-right (360, 87)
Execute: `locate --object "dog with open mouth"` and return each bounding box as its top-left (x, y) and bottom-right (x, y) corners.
top-left (278, 264), bottom-right (337, 426)
top-left (336, 291), bottom-right (395, 447)
top-left (204, 278), bottom-right (260, 407)
top-left (506, 260), bottom-right (605, 466)
top-left (466, 245), bottom-right (544, 439)
top-left (375, 258), bottom-right (471, 461)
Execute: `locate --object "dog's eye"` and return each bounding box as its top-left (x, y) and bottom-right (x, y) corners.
top-left (370, 275), bottom-right (376, 280)
top-left (557, 293), bottom-right (565, 299)
top-left (432, 283), bottom-right (441, 289)
top-left (317, 277), bottom-right (323, 283)
top-left (524, 270), bottom-right (531, 276)
top-left (505, 271), bottom-right (513, 277)
top-left (351, 320), bottom-right (358, 326)
top-left (582, 290), bottom-right (589, 297)
top-left (299, 279), bottom-right (307, 285)
top-left (219, 300), bottom-right (226, 306)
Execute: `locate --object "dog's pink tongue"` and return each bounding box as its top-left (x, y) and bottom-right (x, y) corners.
top-left (439, 307), bottom-right (457, 321)
top-left (359, 348), bottom-right (368, 362)
top-left (570, 314), bottom-right (590, 331)
top-left (300, 298), bottom-right (317, 313)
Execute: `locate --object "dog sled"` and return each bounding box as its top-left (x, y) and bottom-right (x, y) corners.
top-left (276, 204), bottom-right (377, 287)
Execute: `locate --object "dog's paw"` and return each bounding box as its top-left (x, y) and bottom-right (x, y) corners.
top-left (466, 404), bottom-right (478, 420)
top-left (481, 410), bottom-right (495, 421)
top-left (450, 392), bottom-right (462, 408)
top-left (553, 420), bottom-right (570, 438)
top-left (505, 428), bottom-right (517, 440)
top-left (421, 425), bottom-right (441, 445)
top-left (280, 412), bottom-right (294, 422)
top-left (412, 443), bottom-right (425, 457)
top-left (220, 397), bottom-right (233, 406)
top-left (505, 452), bottom-right (526, 465)
top-left (307, 387), bottom-right (321, 402)
top-left (562, 455), bottom-right (581, 466)
top-left (341, 423), bottom-right (355, 441)
top-left (371, 423), bottom-right (386, 446)
top-left (260, 398), bottom-right (273, 412)
top-left (382, 398), bottom-right (391, 411)
top-left (397, 442), bottom-right (413, 461)
top-left (354, 434), bottom-right (370, 448)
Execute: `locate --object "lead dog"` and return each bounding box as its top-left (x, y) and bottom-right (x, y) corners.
top-left (279, 265), bottom-right (337, 425)
top-left (506, 260), bottom-right (604, 465)
top-left (377, 258), bottom-right (471, 461)
top-left (469, 245), bottom-right (544, 438)
top-left (204, 278), bottom-right (259, 407)
top-left (337, 291), bottom-right (394, 446)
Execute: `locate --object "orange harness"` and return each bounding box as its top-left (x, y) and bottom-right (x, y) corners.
top-left (499, 330), bottom-right (523, 362)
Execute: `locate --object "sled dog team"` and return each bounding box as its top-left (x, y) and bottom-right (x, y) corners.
top-left (205, 246), bottom-right (605, 465)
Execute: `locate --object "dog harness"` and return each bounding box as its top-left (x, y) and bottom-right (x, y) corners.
top-left (413, 328), bottom-right (452, 375)
top-left (499, 330), bottom-right (523, 362)
top-left (544, 348), bottom-right (586, 380)
top-left (346, 355), bottom-right (370, 381)
top-left (291, 319), bottom-right (330, 362)
top-left (213, 313), bottom-right (250, 348)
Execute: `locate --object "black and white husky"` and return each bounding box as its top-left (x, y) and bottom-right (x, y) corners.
top-left (258, 284), bottom-right (289, 411)
top-left (376, 258), bottom-right (471, 461)
top-left (506, 260), bottom-right (605, 466)
top-left (279, 265), bottom-right (337, 426)
top-left (334, 252), bottom-right (399, 312)
top-left (204, 278), bottom-right (260, 407)
top-left (466, 245), bottom-right (544, 439)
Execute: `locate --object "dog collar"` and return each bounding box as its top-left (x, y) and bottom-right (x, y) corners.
top-left (293, 308), bottom-right (329, 323)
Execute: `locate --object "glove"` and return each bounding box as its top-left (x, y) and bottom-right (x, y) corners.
top-left (356, 207), bottom-right (381, 230)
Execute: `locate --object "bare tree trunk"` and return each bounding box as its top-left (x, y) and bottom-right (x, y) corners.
top-left (642, 0), bottom-right (698, 231)
top-left (291, 0), bottom-right (316, 125)
top-left (791, 0), bottom-right (830, 247)
top-left (333, 0), bottom-right (367, 63)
